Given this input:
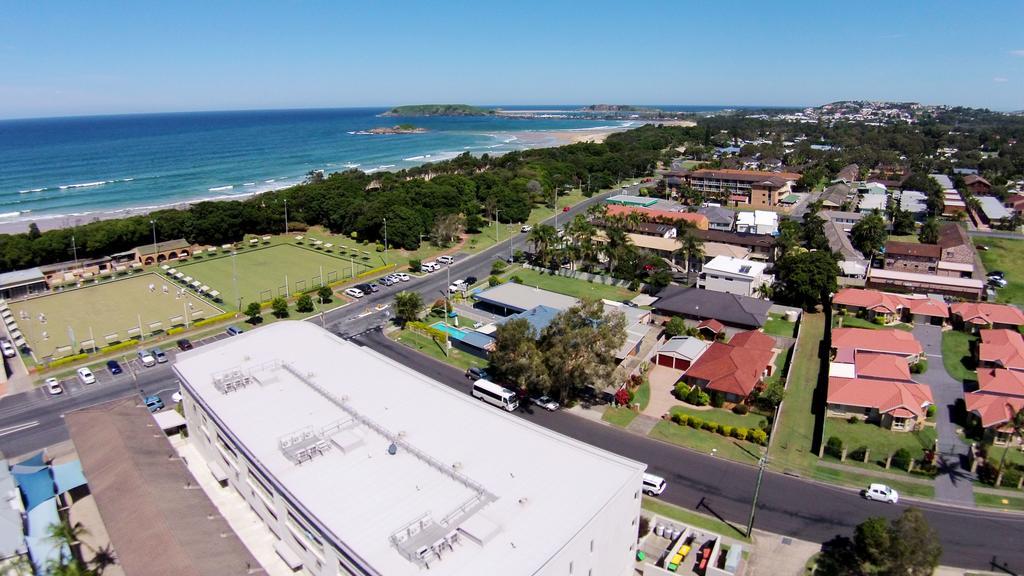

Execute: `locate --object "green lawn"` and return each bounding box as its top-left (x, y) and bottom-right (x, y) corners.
top-left (641, 498), bottom-right (751, 542)
top-left (834, 315), bottom-right (913, 331)
top-left (504, 267), bottom-right (639, 302)
top-left (9, 273), bottom-right (223, 359)
top-left (177, 244), bottom-right (367, 306)
top-left (763, 313), bottom-right (797, 338)
top-left (764, 346), bottom-right (793, 388)
top-left (668, 405), bottom-right (769, 430)
top-left (824, 419), bottom-right (937, 467)
top-left (635, 380), bottom-right (651, 410)
top-left (809, 466), bottom-right (935, 499)
top-left (974, 237), bottom-right (1024, 303)
top-left (649, 421), bottom-right (764, 463)
top-left (941, 330), bottom-right (977, 383)
top-left (392, 329), bottom-right (488, 372)
top-left (975, 491), bottom-right (1024, 511)
top-left (769, 313), bottom-right (825, 473)
top-left (887, 234), bottom-right (920, 244)
top-left (603, 406), bottom-right (639, 428)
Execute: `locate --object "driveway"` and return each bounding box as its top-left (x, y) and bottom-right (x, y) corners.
top-left (912, 323), bottom-right (975, 506)
top-left (644, 365), bottom-right (684, 418)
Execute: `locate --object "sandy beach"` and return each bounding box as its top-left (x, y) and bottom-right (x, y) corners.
top-left (544, 119), bottom-right (697, 145)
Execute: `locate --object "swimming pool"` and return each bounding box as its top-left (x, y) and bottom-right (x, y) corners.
top-left (430, 321), bottom-right (467, 340)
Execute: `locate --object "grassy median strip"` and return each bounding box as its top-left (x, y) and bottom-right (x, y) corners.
top-left (641, 498), bottom-right (751, 542)
top-left (649, 421), bottom-right (764, 464)
top-left (975, 491), bottom-right (1024, 511)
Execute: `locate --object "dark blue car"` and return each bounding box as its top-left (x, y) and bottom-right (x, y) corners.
top-left (106, 359), bottom-right (123, 375)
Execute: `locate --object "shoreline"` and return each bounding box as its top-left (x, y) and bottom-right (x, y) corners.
top-left (0, 119), bottom-right (695, 236)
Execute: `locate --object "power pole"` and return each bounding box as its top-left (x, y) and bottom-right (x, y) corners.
top-left (747, 456), bottom-right (767, 538)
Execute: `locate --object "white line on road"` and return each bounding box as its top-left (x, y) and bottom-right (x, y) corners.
top-left (0, 421), bottom-right (39, 437)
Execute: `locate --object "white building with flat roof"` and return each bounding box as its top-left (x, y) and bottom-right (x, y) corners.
top-left (734, 210), bottom-right (779, 235)
top-left (175, 321), bottom-right (645, 576)
top-left (698, 255), bottom-right (772, 297)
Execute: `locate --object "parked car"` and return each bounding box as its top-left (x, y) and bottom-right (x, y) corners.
top-left (344, 287), bottom-right (364, 299)
top-left (176, 338), bottom-right (193, 351)
top-left (143, 394), bottom-right (165, 413)
top-left (152, 348), bottom-right (168, 363)
top-left (521, 225), bottom-right (533, 233)
top-left (465, 366), bottom-right (489, 380)
top-left (226, 325), bottom-right (244, 336)
top-left (562, 206), bottom-right (570, 212)
top-left (106, 359), bottom-right (123, 375)
top-left (171, 391), bottom-right (183, 403)
top-left (395, 272), bottom-right (410, 282)
top-left (987, 270), bottom-right (1004, 278)
top-left (863, 483), bottom-right (899, 504)
top-left (448, 279), bottom-right (467, 293)
top-left (0, 340), bottom-right (15, 358)
top-left (379, 276), bottom-right (395, 287)
top-left (531, 395), bottom-right (560, 411)
top-left (437, 255), bottom-right (454, 265)
top-left (642, 473), bottom-right (667, 496)
top-left (76, 367), bottom-right (96, 385)
top-left (989, 277), bottom-right (1008, 288)
top-left (45, 377), bottom-right (63, 395)
top-left (137, 349), bottom-right (156, 367)
top-left (464, 276), bottom-right (478, 286)
top-left (355, 283), bottom-right (376, 294)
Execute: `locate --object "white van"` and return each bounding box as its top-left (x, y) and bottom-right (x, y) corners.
top-left (642, 473), bottom-right (667, 496)
top-left (421, 261), bottom-right (438, 272)
top-left (437, 255), bottom-right (454, 265)
top-left (471, 379), bottom-right (519, 411)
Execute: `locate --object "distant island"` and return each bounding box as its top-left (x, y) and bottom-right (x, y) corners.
top-left (351, 124), bottom-right (429, 135)
top-left (579, 104), bottom-right (659, 113)
top-left (381, 104), bottom-right (494, 117)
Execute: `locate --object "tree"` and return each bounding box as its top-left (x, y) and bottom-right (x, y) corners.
top-left (271, 297), bottom-right (289, 318)
top-left (850, 210), bottom-right (887, 259)
top-left (854, 517), bottom-right (892, 571)
top-left (802, 201), bottom-right (830, 251)
top-left (317, 285), bottom-right (333, 303)
top-left (488, 318), bottom-right (547, 393)
top-left (393, 291), bottom-right (423, 326)
top-left (296, 293), bottom-right (314, 313)
top-left (773, 250), bottom-right (840, 310)
top-left (890, 203), bottom-right (916, 235)
top-left (527, 224), bottom-right (558, 268)
top-left (887, 508), bottom-right (942, 576)
top-left (674, 223), bottom-right (704, 275)
top-left (995, 406), bottom-right (1024, 481)
top-left (45, 519), bottom-right (113, 576)
top-left (814, 509), bottom-right (941, 576)
top-left (664, 316), bottom-right (688, 338)
top-left (27, 222), bottom-right (41, 240)
top-left (918, 217), bottom-right (939, 244)
top-left (244, 301), bottom-right (263, 324)
top-left (430, 213), bottom-right (465, 247)
top-left (540, 299), bottom-right (626, 400)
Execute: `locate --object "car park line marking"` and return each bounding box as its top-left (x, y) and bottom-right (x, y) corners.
top-left (0, 421), bottom-right (39, 437)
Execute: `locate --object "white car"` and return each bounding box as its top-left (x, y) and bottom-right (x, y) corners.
top-left (531, 395), bottom-right (560, 411)
top-left (344, 287), bottom-right (364, 299)
top-left (1, 341), bottom-right (15, 358)
top-left (448, 279), bottom-right (467, 293)
top-left (171, 391), bottom-right (183, 403)
top-left (45, 377), bottom-right (63, 395)
top-left (137, 349), bottom-right (156, 367)
top-left (437, 255), bottom-right (454, 265)
top-left (76, 367), bottom-right (96, 385)
top-left (864, 483), bottom-right (899, 504)
top-left (521, 225), bottom-right (533, 233)
top-left (421, 262), bottom-right (438, 272)
top-left (395, 272), bottom-right (410, 282)
top-left (642, 473), bottom-right (667, 496)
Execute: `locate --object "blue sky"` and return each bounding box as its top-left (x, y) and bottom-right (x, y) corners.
top-left (1, 0), bottom-right (1022, 119)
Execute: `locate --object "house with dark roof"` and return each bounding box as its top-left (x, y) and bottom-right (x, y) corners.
top-left (682, 330), bottom-right (777, 402)
top-left (883, 241), bottom-right (940, 274)
top-left (692, 229), bottom-right (776, 262)
top-left (653, 286), bottom-right (772, 329)
top-left (936, 223), bottom-right (975, 267)
top-left (696, 206), bottom-right (736, 232)
top-left (834, 164), bottom-right (860, 183)
top-left (964, 174), bottom-right (992, 196)
top-left (820, 183), bottom-right (854, 211)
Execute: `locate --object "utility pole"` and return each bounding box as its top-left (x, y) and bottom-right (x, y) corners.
top-left (71, 235), bottom-right (78, 268)
top-left (284, 198), bottom-right (289, 235)
top-left (494, 209), bottom-right (500, 243)
top-left (232, 251), bottom-right (239, 310)
top-left (747, 456), bottom-right (767, 538)
top-left (553, 187), bottom-right (558, 230)
top-left (508, 223), bottom-right (514, 262)
top-left (383, 217), bottom-right (388, 263)
top-left (150, 220), bottom-right (157, 263)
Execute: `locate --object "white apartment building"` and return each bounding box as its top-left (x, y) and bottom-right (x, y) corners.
top-left (175, 321), bottom-right (645, 576)
top-left (698, 255), bottom-right (772, 297)
top-left (734, 210), bottom-right (779, 235)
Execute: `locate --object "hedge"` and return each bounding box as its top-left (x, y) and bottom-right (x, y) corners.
top-left (668, 413), bottom-right (768, 445)
top-left (407, 321), bottom-right (449, 342)
top-left (356, 263), bottom-right (397, 279)
top-left (48, 353), bottom-right (89, 369)
top-left (193, 311), bottom-right (237, 328)
top-left (167, 327), bottom-right (185, 336)
top-left (99, 339), bottom-right (140, 355)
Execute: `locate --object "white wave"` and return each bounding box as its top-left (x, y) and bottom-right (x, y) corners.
top-left (265, 179), bottom-right (276, 183)
top-left (379, 164), bottom-right (396, 169)
top-left (403, 155), bottom-right (430, 162)
top-left (342, 163), bottom-right (360, 168)
top-left (18, 188), bottom-right (47, 194)
top-left (503, 136), bottom-right (518, 143)
top-left (122, 177), bottom-right (135, 182)
top-left (347, 131), bottom-right (357, 135)
top-left (243, 182), bottom-right (256, 186)
top-left (58, 180), bottom-right (110, 190)
top-left (208, 185), bottom-right (234, 192)
top-left (0, 211), bottom-right (21, 219)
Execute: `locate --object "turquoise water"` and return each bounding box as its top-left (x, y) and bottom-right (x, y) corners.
top-left (430, 321), bottom-right (468, 340)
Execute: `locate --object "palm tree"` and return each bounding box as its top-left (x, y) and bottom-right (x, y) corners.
top-left (602, 215), bottom-right (633, 276)
top-left (564, 215), bottom-right (596, 271)
top-left (45, 520), bottom-right (97, 575)
top-left (527, 224), bottom-right (557, 268)
top-left (673, 223), bottom-right (704, 276)
top-left (995, 407), bottom-right (1024, 483)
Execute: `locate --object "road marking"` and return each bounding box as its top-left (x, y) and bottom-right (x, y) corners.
top-left (0, 421), bottom-right (39, 437)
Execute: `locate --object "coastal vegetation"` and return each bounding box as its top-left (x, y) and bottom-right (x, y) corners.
top-left (381, 104), bottom-right (492, 117)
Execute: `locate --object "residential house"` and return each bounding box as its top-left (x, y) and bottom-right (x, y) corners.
top-left (824, 220), bottom-right (867, 278)
top-left (866, 268), bottom-right (985, 300)
top-left (698, 256), bottom-right (771, 297)
top-left (696, 206), bottom-right (735, 231)
top-left (680, 169), bottom-right (801, 208)
top-left (834, 164), bottom-right (860, 183)
top-left (735, 210), bottom-right (779, 235)
top-left (832, 287), bottom-right (949, 326)
top-left (936, 223), bottom-right (974, 265)
top-left (1003, 193), bottom-right (1024, 216)
top-left (820, 210), bottom-right (864, 232)
top-left (978, 329), bottom-right (1024, 372)
top-left (943, 190), bottom-right (967, 217)
top-left (820, 183), bottom-right (854, 211)
top-left (977, 196), bottom-right (1013, 226)
top-left (930, 174), bottom-right (955, 190)
top-left (950, 302), bottom-right (1024, 332)
top-left (857, 194), bottom-right (887, 214)
top-left (653, 286), bottom-right (772, 329)
top-left (953, 168), bottom-right (979, 176)
top-left (883, 241), bottom-right (940, 274)
top-left (895, 189), bottom-right (928, 218)
top-left (682, 330), bottom-right (777, 403)
top-left (603, 204), bottom-right (710, 230)
top-left (655, 336), bottom-right (710, 370)
top-left (831, 327), bottom-right (924, 363)
top-left (827, 351), bottom-right (934, 431)
top-left (965, 368), bottom-right (1024, 445)
top-left (693, 229), bottom-right (776, 262)
top-left (696, 319), bottom-right (725, 340)
top-left (964, 174), bottom-right (992, 196)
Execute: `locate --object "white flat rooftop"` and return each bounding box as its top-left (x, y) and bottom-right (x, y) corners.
top-left (175, 322), bottom-right (643, 576)
top-left (702, 255), bottom-right (768, 278)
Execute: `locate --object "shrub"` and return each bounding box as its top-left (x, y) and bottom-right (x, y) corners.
top-left (664, 316), bottom-right (687, 338)
top-left (732, 404), bottom-right (749, 415)
top-left (848, 445), bottom-right (868, 461)
top-left (721, 425), bottom-right (733, 438)
top-left (638, 516), bottom-right (651, 538)
top-left (686, 386), bottom-right (709, 406)
top-left (317, 285), bottom-right (333, 303)
top-left (296, 293), bottom-right (314, 313)
top-left (891, 448), bottom-right (912, 470)
top-left (671, 413), bottom-right (684, 425)
top-left (673, 382), bottom-right (690, 401)
top-left (825, 436), bottom-right (844, 458)
top-left (193, 311), bottom-right (237, 328)
top-left (488, 275), bottom-right (503, 287)
top-left (872, 316), bottom-right (886, 325)
top-left (491, 260), bottom-right (507, 274)
top-left (911, 360), bottom-right (927, 374)
top-left (166, 326), bottom-right (185, 336)
top-left (510, 274), bottom-right (523, 284)
top-left (408, 259), bottom-right (422, 272)
top-left (1001, 465), bottom-right (1023, 488)
top-left (847, 415), bottom-right (860, 424)
top-left (716, 423), bottom-right (726, 435)
top-left (688, 416), bottom-right (702, 429)
top-left (732, 427), bottom-right (746, 439)
top-left (701, 420), bottom-right (715, 431)
top-left (749, 429), bottom-right (768, 445)
top-left (926, 404), bottom-right (937, 418)
top-left (48, 353), bottom-right (89, 369)
top-left (271, 297), bottom-right (289, 319)
top-left (99, 339), bottom-right (139, 354)
top-left (710, 391), bottom-right (724, 408)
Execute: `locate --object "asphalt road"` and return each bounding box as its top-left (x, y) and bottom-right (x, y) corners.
top-left (0, 182), bottom-right (1021, 571)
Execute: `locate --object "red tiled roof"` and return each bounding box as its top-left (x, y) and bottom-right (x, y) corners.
top-left (685, 339), bottom-right (775, 398)
top-left (696, 318), bottom-right (724, 334)
top-left (728, 330), bottom-right (775, 350)
top-left (832, 327), bottom-right (923, 357)
top-left (964, 174), bottom-right (991, 187)
top-left (855, 352), bottom-right (913, 382)
top-left (827, 376), bottom-right (934, 418)
top-left (976, 367), bottom-right (1024, 397)
top-left (905, 297), bottom-right (950, 318)
top-left (688, 168), bottom-right (802, 182)
top-left (604, 205), bottom-right (709, 230)
top-left (979, 329), bottom-right (1024, 371)
top-left (966, 368), bottom-right (1024, 428)
top-left (884, 241), bottom-right (941, 259)
top-left (833, 288), bottom-right (949, 318)
top-left (951, 302), bottom-right (1024, 327)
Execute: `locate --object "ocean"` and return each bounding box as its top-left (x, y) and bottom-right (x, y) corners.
top-left (0, 106), bottom-right (724, 229)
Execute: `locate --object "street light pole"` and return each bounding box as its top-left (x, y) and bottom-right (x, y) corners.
top-left (553, 188), bottom-right (558, 230)
top-left (383, 217), bottom-right (388, 263)
top-left (284, 198), bottom-right (289, 235)
top-left (150, 220), bottom-right (157, 262)
top-left (747, 456), bottom-right (767, 538)
top-left (231, 251), bottom-right (239, 311)
top-left (508, 223), bottom-right (513, 262)
top-left (494, 209), bottom-right (500, 243)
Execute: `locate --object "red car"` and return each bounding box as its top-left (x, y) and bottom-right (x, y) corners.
top-left (562, 206), bottom-right (570, 212)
